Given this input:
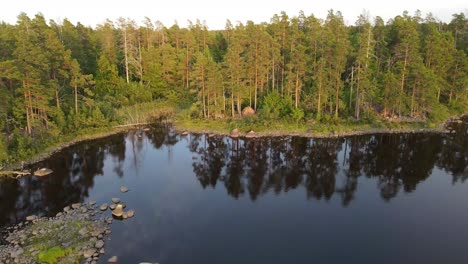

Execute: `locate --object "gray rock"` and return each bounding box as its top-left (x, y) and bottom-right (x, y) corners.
top-left (109, 204), bottom-right (116, 210)
top-left (83, 249), bottom-right (96, 258)
top-left (111, 198), bottom-right (120, 204)
top-left (88, 200), bottom-right (97, 206)
top-left (79, 227), bottom-right (88, 236)
top-left (120, 186), bottom-right (129, 193)
top-left (108, 256), bottom-right (118, 263)
top-left (25, 215), bottom-right (36, 221)
top-left (71, 203), bottom-right (81, 209)
top-left (100, 204), bottom-right (108, 211)
top-left (100, 248), bottom-right (105, 254)
top-left (95, 240), bottom-right (105, 249)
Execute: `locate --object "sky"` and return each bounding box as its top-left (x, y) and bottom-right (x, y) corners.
top-left (0, 0), bottom-right (466, 29)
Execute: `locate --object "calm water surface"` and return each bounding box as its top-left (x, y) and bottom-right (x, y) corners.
top-left (0, 121), bottom-right (467, 264)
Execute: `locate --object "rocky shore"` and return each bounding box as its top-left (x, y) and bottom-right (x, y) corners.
top-left (0, 199), bottom-right (124, 264)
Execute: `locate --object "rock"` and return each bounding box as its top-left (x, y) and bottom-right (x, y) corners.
top-left (71, 203), bottom-right (81, 209)
top-left (99, 203), bottom-right (107, 211)
top-left (95, 240), bottom-right (105, 249)
top-left (79, 227), bottom-right (88, 236)
top-left (111, 198), bottom-right (120, 204)
top-left (181, 131), bottom-right (188, 136)
top-left (83, 249), bottom-right (96, 258)
top-left (111, 204), bottom-right (124, 217)
top-left (122, 212), bottom-right (128, 219)
top-left (120, 186), bottom-right (129, 193)
top-left (230, 128), bottom-right (239, 138)
top-left (25, 215), bottom-right (36, 221)
top-left (127, 210), bottom-right (135, 218)
top-left (108, 256), bottom-right (118, 263)
top-left (241, 106), bottom-right (256, 116)
top-left (109, 204), bottom-right (116, 210)
top-left (88, 200), bottom-right (97, 206)
top-left (245, 130), bottom-right (256, 138)
top-left (34, 168), bottom-right (53, 177)
top-left (81, 207), bottom-right (88, 213)
top-left (100, 204), bottom-right (108, 211)
top-left (100, 248), bottom-right (105, 254)
top-left (120, 203), bottom-right (126, 209)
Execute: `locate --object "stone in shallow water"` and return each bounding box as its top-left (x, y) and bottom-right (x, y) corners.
top-left (108, 256), bottom-right (118, 263)
top-left (109, 204), bottom-right (116, 210)
top-left (120, 186), bottom-right (129, 193)
top-left (72, 203), bottom-right (81, 209)
top-left (100, 204), bottom-right (108, 211)
top-left (111, 198), bottom-right (120, 204)
top-left (127, 210), bottom-right (135, 218)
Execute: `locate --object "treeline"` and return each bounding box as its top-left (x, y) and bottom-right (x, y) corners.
top-left (0, 10), bottom-right (467, 163)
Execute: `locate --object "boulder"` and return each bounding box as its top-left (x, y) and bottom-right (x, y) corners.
top-left (230, 128), bottom-right (239, 138)
top-left (34, 168), bottom-right (53, 177)
top-left (245, 130), bottom-right (256, 138)
top-left (242, 106), bottom-right (255, 116)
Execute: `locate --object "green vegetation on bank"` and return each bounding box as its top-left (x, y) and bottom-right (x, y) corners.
top-left (0, 11), bottom-right (467, 166)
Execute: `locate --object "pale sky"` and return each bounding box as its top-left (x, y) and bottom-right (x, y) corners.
top-left (0, 0), bottom-right (466, 29)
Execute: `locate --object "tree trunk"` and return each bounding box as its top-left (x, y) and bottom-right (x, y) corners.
top-left (295, 71), bottom-right (299, 108)
top-left (124, 27), bottom-right (129, 84)
top-left (74, 85), bottom-right (78, 114)
top-left (398, 46), bottom-right (408, 116)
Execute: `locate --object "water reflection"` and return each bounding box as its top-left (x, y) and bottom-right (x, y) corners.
top-left (0, 135), bottom-right (126, 227)
top-left (189, 124), bottom-right (467, 205)
top-left (0, 120), bottom-right (466, 228)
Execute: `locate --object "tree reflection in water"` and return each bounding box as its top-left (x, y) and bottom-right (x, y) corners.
top-left (0, 135), bottom-right (126, 227)
top-left (190, 126), bottom-right (467, 205)
top-left (0, 120), bottom-right (466, 228)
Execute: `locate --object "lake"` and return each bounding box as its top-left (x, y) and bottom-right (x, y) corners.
top-left (0, 121), bottom-right (467, 264)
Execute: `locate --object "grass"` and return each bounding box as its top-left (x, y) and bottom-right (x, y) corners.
top-left (37, 247), bottom-right (72, 264)
top-left (174, 115), bottom-right (437, 137)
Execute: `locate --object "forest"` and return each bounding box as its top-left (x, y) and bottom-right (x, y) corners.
top-left (0, 10), bottom-right (467, 164)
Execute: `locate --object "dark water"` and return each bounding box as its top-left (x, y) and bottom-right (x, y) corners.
top-left (0, 120), bottom-right (467, 264)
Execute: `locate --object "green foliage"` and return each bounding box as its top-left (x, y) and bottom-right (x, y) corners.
top-left (37, 247), bottom-right (71, 264)
top-left (1, 11), bottom-right (467, 165)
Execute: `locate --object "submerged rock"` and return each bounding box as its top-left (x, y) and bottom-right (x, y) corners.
top-left (108, 256), bottom-right (118, 262)
top-left (120, 186), bottom-right (129, 193)
top-left (111, 198), bottom-right (120, 204)
top-left (127, 210), bottom-right (135, 218)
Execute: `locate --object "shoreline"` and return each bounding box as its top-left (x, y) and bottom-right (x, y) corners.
top-left (6, 127), bottom-right (129, 171)
top-left (173, 121), bottom-right (450, 139)
top-left (4, 116), bottom-right (465, 171)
